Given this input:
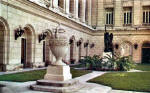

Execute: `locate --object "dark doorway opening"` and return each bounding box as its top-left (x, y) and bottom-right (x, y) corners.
top-left (0, 22), bottom-right (5, 71)
top-left (21, 38), bottom-right (26, 68)
top-left (142, 42), bottom-right (150, 63)
top-left (43, 41), bottom-right (46, 63)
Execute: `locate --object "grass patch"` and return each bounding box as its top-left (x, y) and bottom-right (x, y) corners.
top-left (0, 69), bottom-right (46, 82)
top-left (70, 63), bottom-right (86, 68)
top-left (135, 64), bottom-right (150, 71)
top-left (0, 68), bottom-right (91, 82)
top-left (71, 69), bottom-right (91, 78)
top-left (89, 72), bottom-right (150, 92)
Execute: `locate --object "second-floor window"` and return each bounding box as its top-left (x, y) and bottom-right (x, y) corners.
top-left (124, 8), bottom-right (132, 25)
top-left (143, 7), bottom-right (150, 24)
top-left (106, 9), bottom-right (113, 25)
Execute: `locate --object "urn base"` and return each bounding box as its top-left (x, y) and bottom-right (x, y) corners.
top-left (44, 65), bottom-right (72, 81)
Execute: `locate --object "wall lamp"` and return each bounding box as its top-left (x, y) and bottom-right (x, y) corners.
top-left (15, 26), bottom-right (25, 40)
top-left (77, 40), bottom-right (82, 47)
top-left (39, 32), bottom-right (48, 43)
top-left (134, 44), bottom-right (138, 49)
top-left (84, 42), bottom-right (89, 48)
top-left (69, 39), bottom-right (73, 44)
top-left (90, 43), bottom-right (95, 48)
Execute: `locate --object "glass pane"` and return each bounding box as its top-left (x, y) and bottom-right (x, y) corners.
top-left (130, 12), bottom-right (132, 23)
top-left (146, 11), bottom-right (148, 23)
top-left (124, 13), bottom-right (126, 24)
top-left (106, 13), bottom-right (108, 24)
top-left (111, 12), bottom-right (113, 24)
top-left (143, 12), bottom-right (145, 23)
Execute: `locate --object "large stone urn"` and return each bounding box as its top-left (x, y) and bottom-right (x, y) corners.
top-left (49, 37), bottom-right (68, 66)
top-left (44, 25), bottom-right (72, 81)
top-left (31, 24), bottom-right (83, 93)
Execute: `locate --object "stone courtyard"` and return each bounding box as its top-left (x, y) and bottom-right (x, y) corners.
top-left (0, 0), bottom-right (150, 71)
top-left (0, 0), bottom-right (150, 93)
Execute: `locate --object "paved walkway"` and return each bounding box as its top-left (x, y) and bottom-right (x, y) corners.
top-left (75, 71), bottom-right (106, 82)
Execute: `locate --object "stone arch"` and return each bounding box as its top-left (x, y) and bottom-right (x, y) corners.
top-left (0, 17), bottom-right (10, 71)
top-left (141, 41), bottom-right (150, 63)
top-left (120, 41), bottom-right (133, 57)
top-left (21, 24), bottom-right (36, 68)
top-left (69, 35), bottom-right (76, 64)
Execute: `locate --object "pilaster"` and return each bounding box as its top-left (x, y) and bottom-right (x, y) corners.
top-left (97, 0), bottom-right (105, 27)
top-left (87, 0), bottom-right (92, 25)
top-left (74, 0), bottom-right (79, 18)
top-left (65, 0), bottom-right (70, 14)
top-left (81, 0), bottom-right (86, 22)
top-left (133, 0), bottom-right (142, 26)
top-left (53, 0), bottom-right (58, 8)
top-left (114, 0), bottom-right (123, 28)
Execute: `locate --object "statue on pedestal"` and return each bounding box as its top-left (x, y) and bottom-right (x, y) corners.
top-left (104, 28), bottom-right (113, 53)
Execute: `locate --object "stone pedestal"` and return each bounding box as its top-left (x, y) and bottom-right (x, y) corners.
top-left (102, 52), bottom-right (112, 62)
top-left (30, 65), bottom-right (83, 93)
top-left (44, 65), bottom-right (72, 81)
top-left (102, 52), bottom-right (112, 69)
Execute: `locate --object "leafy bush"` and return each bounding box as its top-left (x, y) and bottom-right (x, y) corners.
top-left (79, 54), bottom-right (135, 71)
top-left (104, 54), bottom-right (135, 71)
top-left (116, 56), bottom-right (135, 71)
top-left (79, 55), bottom-right (102, 70)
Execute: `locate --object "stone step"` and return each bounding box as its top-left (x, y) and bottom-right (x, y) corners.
top-left (36, 79), bottom-right (79, 87)
top-left (30, 83), bottom-right (85, 93)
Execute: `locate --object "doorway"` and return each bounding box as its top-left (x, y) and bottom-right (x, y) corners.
top-left (0, 22), bottom-right (5, 71)
top-left (142, 42), bottom-right (150, 63)
top-left (21, 38), bottom-right (26, 68)
top-left (43, 41), bottom-right (46, 63)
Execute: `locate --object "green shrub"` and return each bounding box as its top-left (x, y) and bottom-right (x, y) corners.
top-left (79, 55), bottom-right (102, 70)
top-left (116, 56), bottom-right (135, 71)
top-left (78, 54), bottom-right (135, 71)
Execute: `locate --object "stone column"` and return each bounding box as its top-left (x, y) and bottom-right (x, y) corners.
top-left (114, 0), bottom-right (123, 28)
top-left (65, 0), bottom-right (70, 14)
top-left (87, 0), bottom-right (92, 25)
top-left (80, 0), bottom-right (86, 22)
top-left (91, 0), bottom-right (98, 27)
top-left (97, 0), bottom-right (105, 28)
top-left (74, 0), bottom-right (79, 18)
top-left (53, 0), bottom-right (58, 8)
top-left (133, 0), bottom-right (142, 26)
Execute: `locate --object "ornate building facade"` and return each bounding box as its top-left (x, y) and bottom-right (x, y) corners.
top-left (0, 0), bottom-right (150, 71)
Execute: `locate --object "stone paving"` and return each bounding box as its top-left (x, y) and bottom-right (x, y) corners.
top-left (74, 71), bottom-right (106, 82)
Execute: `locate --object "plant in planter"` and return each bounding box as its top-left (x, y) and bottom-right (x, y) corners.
top-left (102, 54), bottom-right (118, 70)
top-left (116, 56), bottom-right (135, 71)
top-left (79, 55), bottom-right (102, 70)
